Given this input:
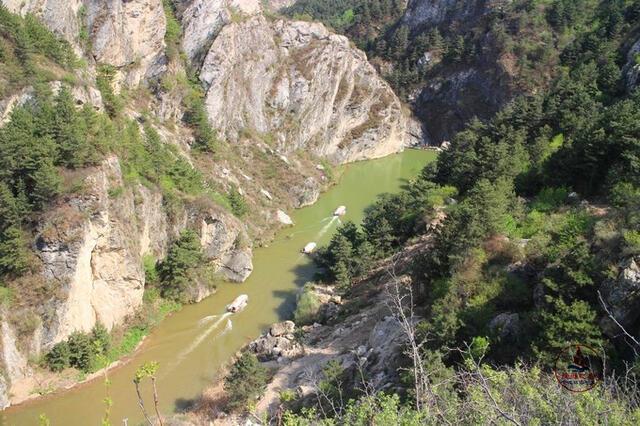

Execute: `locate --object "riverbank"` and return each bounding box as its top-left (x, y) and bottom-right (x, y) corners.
top-left (5, 295), bottom-right (183, 409)
top-left (2, 150), bottom-right (437, 425)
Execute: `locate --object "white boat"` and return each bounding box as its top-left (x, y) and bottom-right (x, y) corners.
top-left (333, 205), bottom-right (346, 216)
top-left (302, 242), bottom-right (317, 254)
top-left (226, 294), bottom-right (248, 313)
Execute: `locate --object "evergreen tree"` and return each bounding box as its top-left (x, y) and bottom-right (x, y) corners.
top-left (45, 341), bottom-right (71, 372)
top-left (158, 229), bottom-right (203, 301)
top-left (0, 226), bottom-right (29, 276)
top-left (68, 331), bottom-right (94, 372)
top-left (91, 322), bottom-right (111, 355)
top-left (224, 352), bottom-right (268, 411)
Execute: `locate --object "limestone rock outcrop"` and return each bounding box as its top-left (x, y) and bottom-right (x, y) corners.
top-left (178, 0), bottom-right (262, 64)
top-left (3, 0), bottom-right (167, 86)
top-left (199, 15), bottom-right (411, 163)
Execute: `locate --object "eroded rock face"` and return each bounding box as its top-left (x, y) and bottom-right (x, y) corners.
top-left (200, 16), bottom-right (410, 163)
top-left (36, 157), bottom-right (150, 342)
top-left (2, 0), bottom-right (83, 49)
top-left (179, 0), bottom-right (262, 64)
top-left (3, 0), bottom-right (167, 86)
top-left (28, 155), bottom-right (252, 347)
top-left (86, 0), bottom-right (167, 86)
top-left (489, 312), bottom-right (521, 343)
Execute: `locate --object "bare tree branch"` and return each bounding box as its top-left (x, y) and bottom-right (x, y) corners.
top-left (598, 290), bottom-right (640, 357)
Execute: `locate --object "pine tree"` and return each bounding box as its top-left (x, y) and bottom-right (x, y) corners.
top-left (45, 341), bottom-right (71, 372)
top-left (224, 352), bottom-right (268, 411)
top-left (159, 229), bottom-right (203, 301)
top-left (0, 226), bottom-right (29, 276)
top-left (68, 332), bottom-right (94, 372)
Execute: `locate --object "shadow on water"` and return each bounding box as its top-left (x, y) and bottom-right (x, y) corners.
top-left (174, 398), bottom-right (195, 412)
top-left (291, 260), bottom-right (318, 287)
top-left (272, 260), bottom-right (317, 318)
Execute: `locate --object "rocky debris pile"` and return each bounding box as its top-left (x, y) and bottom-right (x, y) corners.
top-left (248, 321), bottom-right (303, 362)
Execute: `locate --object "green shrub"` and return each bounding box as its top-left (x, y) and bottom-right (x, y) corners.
top-left (45, 341), bottom-right (71, 372)
top-left (623, 230), bottom-right (640, 255)
top-left (227, 187), bottom-right (248, 217)
top-left (224, 352), bottom-right (268, 411)
top-left (143, 254), bottom-right (159, 286)
top-left (162, 0), bottom-right (181, 60)
top-left (96, 65), bottom-right (123, 117)
top-left (183, 95), bottom-right (217, 152)
top-left (294, 284), bottom-right (321, 325)
top-left (67, 332), bottom-right (94, 372)
top-left (91, 323), bottom-right (111, 355)
top-left (531, 187), bottom-right (569, 212)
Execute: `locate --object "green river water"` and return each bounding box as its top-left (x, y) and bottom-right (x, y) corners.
top-left (2, 149), bottom-right (436, 425)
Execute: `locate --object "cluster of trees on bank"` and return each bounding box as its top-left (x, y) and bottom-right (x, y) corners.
top-left (0, 6), bottom-right (242, 379)
top-left (263, 0), bottom-right (640, 423)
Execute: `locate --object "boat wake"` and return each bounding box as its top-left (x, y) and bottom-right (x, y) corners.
top-left (315, 216), bottom-right (338, 241)
top-left (176, 312), bottom-right (232, 363)
top-left (198, 315), bottom-right (217, 326)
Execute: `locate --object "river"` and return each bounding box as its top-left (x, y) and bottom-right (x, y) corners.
top-left (2, 149), bottom-right (436, 425)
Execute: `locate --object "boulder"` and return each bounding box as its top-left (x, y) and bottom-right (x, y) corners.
top-left (270, 320), bottom-right (295, 337)
top-left (489, 313), bottom-right (521, 342)
top-left (276, 210), bottom-right (294, 225)
top-left (220, 249), bottom-right (253, 282)
top-left (248, 321), bottom-right (302, 361)
top-left (291, 177), bottom-right (320, 208)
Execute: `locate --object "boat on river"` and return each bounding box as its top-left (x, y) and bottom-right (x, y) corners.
top-left (226, 294), bottom-right (248, 313)
top-left (302, 242), bottom-right (317, 254)
top-left (333, 205), bottom-right (346, 216)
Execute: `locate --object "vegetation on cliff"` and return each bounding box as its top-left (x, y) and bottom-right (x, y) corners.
top-left (269, 0), bottom-right (640, 423)
top-left (285, 0), bottom-right (640, 138)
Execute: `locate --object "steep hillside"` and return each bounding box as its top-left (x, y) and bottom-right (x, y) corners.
top-left (193, 1), bottom-right (640, 424)
top-left (0, 0), bottom-right (413, 408)
top-left (285, 0), bottom-right (639, 143)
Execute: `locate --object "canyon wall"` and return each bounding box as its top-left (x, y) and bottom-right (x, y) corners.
top-left (0, 0), bottom-right (415, 407)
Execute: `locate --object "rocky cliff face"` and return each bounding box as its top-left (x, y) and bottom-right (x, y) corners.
top-left (0, 154), bottom-right (252, 404)
top-left (623, 37), bottom-right (640, 92)
top-left (3, 0), bottom-right (167, 86)
top-left (178, 0), bottom-right (262, 64)
top-left (199, 15), bottom-right (411, 162)
top-left (397, 0), bottom-right (526, 143)
top-left (599, 256), bottom-right (640, 338)
top-left (0, 0), bottom-right (413, 407)
top-left (401, 0), bottom-right (486, 31)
